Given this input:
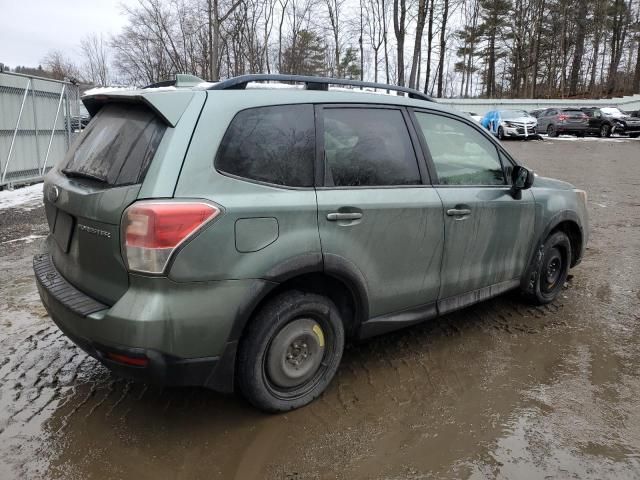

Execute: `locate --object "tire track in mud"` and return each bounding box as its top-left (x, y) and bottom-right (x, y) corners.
top-left (312, 291), bottom-right (573, 428)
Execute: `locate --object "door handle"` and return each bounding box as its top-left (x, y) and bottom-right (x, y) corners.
top-left (327, 212), bottom-right (363, 221)
top-left (446, 208), bottom-right (471, 216)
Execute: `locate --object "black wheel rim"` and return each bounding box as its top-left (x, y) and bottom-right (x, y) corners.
top-left (541, 247), bottom-right (563, 294)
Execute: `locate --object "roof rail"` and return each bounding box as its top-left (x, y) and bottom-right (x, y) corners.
top-left (208, 74), bottom-right (435, 102)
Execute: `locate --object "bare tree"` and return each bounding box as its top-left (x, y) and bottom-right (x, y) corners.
top-left (80, 34), bottom-right (110, 85)
top-left (41, 50), bottom-right (81, 82)
top-left (392, 0), bottom-right (406, 85)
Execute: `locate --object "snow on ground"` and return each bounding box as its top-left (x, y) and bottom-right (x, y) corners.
top-left (540, 134), bottom-right (633, 143)
top-left (0, 183), bottom-right (43, 211)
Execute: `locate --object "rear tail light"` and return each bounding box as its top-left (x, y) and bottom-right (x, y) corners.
top-left (122, 201), bottom-right (220, 274)
top-left (558, 114), bottom-right (569, 121)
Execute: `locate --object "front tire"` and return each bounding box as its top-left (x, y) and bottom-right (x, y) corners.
top-left (497, 126), bottom-right (505, 140)
top-left (237, 291), bottom-right (345, 412)
top-left (600, 124), bottom-right (611, 137)
top-left (547, 125), bottom-right (558, 137)
top-left (522, 231), bottom-right (572, 305)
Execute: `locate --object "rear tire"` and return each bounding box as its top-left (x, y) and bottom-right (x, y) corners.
top-left (547, 125), bottom-right (558, 137)
top-left (521, 231), bottom-right (572, 305)
top-left (237, 291), bottom-right (345, 412)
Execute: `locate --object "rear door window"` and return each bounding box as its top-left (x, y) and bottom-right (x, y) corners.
top-left (215, 104), bottom-right (315, 187)
top-left (322, 107), bottom-right (421, 187)
top-left (63, 103), bottom-right (166, 186)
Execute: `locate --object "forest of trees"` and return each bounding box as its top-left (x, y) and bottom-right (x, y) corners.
top-left (4, 0), bottom-right (640, 99)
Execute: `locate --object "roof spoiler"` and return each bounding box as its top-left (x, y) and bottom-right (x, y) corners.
top-left (82, 89), bottom-right (196, 127)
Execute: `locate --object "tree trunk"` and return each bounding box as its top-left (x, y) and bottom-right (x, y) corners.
top-left (634, 39), bottom-right (640, 93)
top-left (569, 6), bottom-right (587, 96)
top-left (436, 0), bottom-right (449, 97)
top-left (393, 0), bottom-right (406, 86)
top-left (408, 0), bottom-right (427, 89)
top-left (424, 0), bottom-right (434, 94)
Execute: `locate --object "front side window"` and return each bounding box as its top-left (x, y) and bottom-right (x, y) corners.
top-left (216, 104), bottom-right (315, 187)
top-left (323, 108), bottom-right (421, 187)
top-left (414, 112), bottom-right (506, 186)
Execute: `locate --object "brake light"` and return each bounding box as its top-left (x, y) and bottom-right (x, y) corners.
top-left (558, 114), bottom-right (569, 121)
top-left (123, 201), bottom-right (220, 274)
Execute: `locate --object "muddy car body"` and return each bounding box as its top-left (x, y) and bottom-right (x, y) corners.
top-left (35, 74), bottom-right (588, 412)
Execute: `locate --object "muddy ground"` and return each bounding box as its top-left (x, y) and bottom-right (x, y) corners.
top-left (1, 137), bottom-right (639, 479)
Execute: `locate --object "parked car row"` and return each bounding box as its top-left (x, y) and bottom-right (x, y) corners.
top-left (478, 107), bottom-right (640, 140)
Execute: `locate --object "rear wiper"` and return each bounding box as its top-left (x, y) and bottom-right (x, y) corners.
top-left (62, 169), bottom-right (108, 184)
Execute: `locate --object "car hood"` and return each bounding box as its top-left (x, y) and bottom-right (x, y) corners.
top-left (503, 116), bottom-right (537, 123)
top-left (533, 175), bottom-right (575, 190)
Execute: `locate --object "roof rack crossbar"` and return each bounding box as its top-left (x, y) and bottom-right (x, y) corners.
top-left (208, 74), bottom-right (434, 102)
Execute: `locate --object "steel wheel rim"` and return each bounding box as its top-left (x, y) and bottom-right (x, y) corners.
top-left (541, 248), bottom-right (563, 294)
top-left (265, 318), bottom-right (326, 390)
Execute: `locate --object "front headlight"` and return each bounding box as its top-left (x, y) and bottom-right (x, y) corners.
top-left (574, 189), bottom-right (587, 205)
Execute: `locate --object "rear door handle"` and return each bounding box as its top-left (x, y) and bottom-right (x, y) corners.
top-left (446, 208), bottom-right (471, 216)
top-left (327, 212), bottom-right (363, 221)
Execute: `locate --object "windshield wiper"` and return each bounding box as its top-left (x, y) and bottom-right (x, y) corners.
top-left (61, 169), bottom-right (109, 184)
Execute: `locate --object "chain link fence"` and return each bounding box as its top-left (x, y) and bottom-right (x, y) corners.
top-left (0, 71), bottom-right (83, 188)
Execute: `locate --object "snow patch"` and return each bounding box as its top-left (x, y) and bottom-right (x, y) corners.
top-left (82, 86), bottom-right (135, 97)
top-left (0, 183), bottom-right (44, 210)
top-left (1, 234), bottom-right (46, 245)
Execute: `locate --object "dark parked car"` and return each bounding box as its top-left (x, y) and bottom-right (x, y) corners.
top-left (581, 107), bottom-right (640, 138)
top-left (35, 74), bottom-right (589, 412)
top-left (537, 108), bottom-right (590, 137)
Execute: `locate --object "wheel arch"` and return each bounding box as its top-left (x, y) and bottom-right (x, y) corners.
top-left (207, 254), bottom-right (369, 393)
top-left (521, 211), bottom-right (584, 294)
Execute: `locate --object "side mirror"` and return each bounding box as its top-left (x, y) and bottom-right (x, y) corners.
top-left (512, 165), bottom-right (534, 191)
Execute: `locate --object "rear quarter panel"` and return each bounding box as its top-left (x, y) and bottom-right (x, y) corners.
top-left (170, 92), bottom-right (321, 282)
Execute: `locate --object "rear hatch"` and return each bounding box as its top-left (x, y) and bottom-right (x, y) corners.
top-left (562, 109), bottom-right (588, 124)
top-left (43, 96), bottom-right (180, 305)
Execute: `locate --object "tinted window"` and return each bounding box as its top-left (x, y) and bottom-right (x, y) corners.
top-left (216, 105), bottom-right (315, 187)
top-left (323, 108), bottom-right (420, 187)
top-left (63, 104), bottom-right (166, 186)
top-left (415, 112), bottom-right (505, 186)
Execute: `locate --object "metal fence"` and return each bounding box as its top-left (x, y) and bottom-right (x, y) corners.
top-left (0, 71), bottom-right (81, 188)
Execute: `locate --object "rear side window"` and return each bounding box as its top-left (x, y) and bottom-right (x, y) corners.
top-left (322, 108), bottom-right (421, 187)
top-left (215, 105), bottom-right (315, 187)
top-left (63, 104), bottom-right (166, 186)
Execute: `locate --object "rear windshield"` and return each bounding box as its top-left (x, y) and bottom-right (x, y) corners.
top-left (62, 103), bottom-right (166, 186)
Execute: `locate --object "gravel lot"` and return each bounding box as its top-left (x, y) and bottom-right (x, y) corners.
top-left (1, 137), bottom-right (639, 479)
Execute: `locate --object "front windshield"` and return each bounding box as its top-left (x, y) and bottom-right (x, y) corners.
top-left (601, 107), bottom-right (625, 118)
top-left (501, 110), bottom-right (531, 119)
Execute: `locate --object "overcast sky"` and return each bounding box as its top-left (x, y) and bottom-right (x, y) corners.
top-left (0, 0), bottom-right (138, 68)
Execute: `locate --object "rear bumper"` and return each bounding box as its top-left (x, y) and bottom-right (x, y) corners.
top-left (556, 124), bottom-right (588, 133)
top-left (34, 252), bottom-right (271, 391)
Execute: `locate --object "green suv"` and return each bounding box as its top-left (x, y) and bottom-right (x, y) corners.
top-left (34, 74), bottom-right (588, 412)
